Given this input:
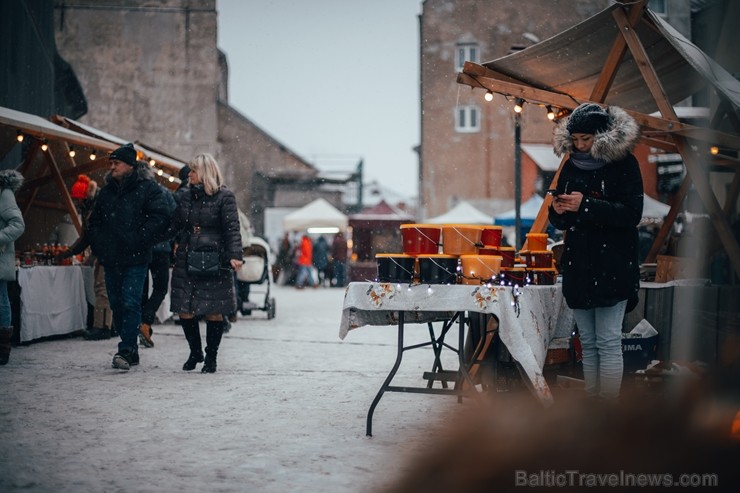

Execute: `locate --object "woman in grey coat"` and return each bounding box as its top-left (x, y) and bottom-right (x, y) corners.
top-left (0, 169), bottom-right (25, 365)
top-left (167, 154), bottom-right (243, 373)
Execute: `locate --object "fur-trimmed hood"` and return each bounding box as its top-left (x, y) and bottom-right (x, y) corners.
top-left (0, 169), bottom-right (24, 192)
top-left (553, 105), bottom-right (640, 162)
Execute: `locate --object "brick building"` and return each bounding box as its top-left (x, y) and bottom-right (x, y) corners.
top-left (417, 0), bottom-right (701, 220)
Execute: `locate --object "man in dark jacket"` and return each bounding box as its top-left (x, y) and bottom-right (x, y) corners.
top-left (85, 143), bottom-right (170, 370)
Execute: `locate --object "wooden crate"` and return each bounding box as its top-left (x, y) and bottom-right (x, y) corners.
top-left (654, 255), bottom-right (705, 282)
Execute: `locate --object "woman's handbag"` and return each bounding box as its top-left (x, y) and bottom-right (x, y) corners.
top-left (187, 246), bottom-right (221, 277)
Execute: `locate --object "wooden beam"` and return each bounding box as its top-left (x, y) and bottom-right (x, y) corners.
top-left (456, 73), bottom-right (580, 109)
top-left (44, 143), bottom-right (83, 232)
top-left (461, 61), bottom-right (527, 85)
top-left (523, 155), bottom-right (569, 248)
top-left (674, 137), bottom-right (740, 278)
top-left (613, 7), bottom-right (678, 121)
top-left (590, 0), bottom-right (646, 102)
top-left (645, 175), bottom-right (690, 263)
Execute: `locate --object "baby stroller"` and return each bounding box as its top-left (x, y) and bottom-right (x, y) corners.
top-left (236, 236), bottom-right (276, 319)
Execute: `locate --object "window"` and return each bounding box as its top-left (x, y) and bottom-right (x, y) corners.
top-left (455, 105), bottom-right (480, 133)
top-left (455, 43), bottom-right (479, 71)
top-left (649, 0), bottom-right (667, 16)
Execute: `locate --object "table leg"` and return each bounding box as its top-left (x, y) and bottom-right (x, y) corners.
top-left (456, 313), bottom-right (483, 401)
top-left (366, 312), bottom-right (406, 437)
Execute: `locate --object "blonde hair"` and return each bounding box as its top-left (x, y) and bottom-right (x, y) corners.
top-left (188, 153), bottom-right (223, 196)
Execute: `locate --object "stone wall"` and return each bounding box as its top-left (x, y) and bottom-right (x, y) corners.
top-left (54, 0), bottom-right (219, 162)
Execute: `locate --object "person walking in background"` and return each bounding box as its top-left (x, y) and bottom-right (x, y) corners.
top-left (138, 179), bottom-right (177, 347)
top-left (165, 154), bottom-right (242, 373)
top-left (331, 231), bottom-right (348, 287)
top-left (0, 169), bottom-right (25, 366)
top-left (312, 235), bottom-right (329, 287)
top-left (85, 143), bottom-right (170, 370)
top-left (275, 232), bottom-right (293, 285)
top-left (548, 103), bottom-right (643, 401)
top-left (56, 174), bottom-right (118, 341)
top-left (294, 233), bottom-right (315, 289)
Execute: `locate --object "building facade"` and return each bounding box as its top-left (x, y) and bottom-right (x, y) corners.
top-left (417, 0), bottom-right (704, 220)
top-left (52, 0), bottom-right (329, 236)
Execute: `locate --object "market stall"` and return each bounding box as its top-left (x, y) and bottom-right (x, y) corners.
top-left (340, 281), bottom-right (574, 435)
top-left (455, 0), bottom-right (740, 276)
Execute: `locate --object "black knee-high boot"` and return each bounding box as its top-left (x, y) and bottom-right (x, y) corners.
top-left (0, 326), bottom-right (13, 366)
top-left (181, 318), bottom-right (204, 371)
top-left (202, 320), bottom-right (225, 373)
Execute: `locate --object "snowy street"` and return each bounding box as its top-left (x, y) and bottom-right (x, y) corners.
top-left (1, 283), bottom-right (461, 492)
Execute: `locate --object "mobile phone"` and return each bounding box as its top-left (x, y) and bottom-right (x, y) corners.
top-left (546, 189), bottom-right (559, 196)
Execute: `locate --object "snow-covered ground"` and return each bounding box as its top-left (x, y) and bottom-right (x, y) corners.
top-left (1, 283), bottom-right (462, 492)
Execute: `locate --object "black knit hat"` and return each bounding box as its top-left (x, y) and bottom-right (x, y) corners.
top-left (109, 143), bottom-right (137, 166)
top-left (178, 165), bottom-right (190, 182)
top-left (566, 103), bottom-right (610, 135)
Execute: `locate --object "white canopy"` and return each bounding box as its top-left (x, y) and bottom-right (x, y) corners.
top-left (641, 195), bottom-right (671, 223)
top-left (494, 195), bottom-right (544, 227)
top-left (282, 198), bottom-right (348, 231)
top-left (426, 201), bottom-right (493, 225)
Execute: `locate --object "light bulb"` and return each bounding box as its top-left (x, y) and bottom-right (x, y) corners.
top-left (90, 152), bottom-right (97, 160)
top-left (16, 131), bottom-right (24, 142)
top-left (546, 105), bottom-right (555, 120)
top-left (149, 159), bottom-right (156, 166)
top-left (710, 146), bottom-right (719, 155)
top-left (514, 98), bottom-right (524, 113)
top-left (157, 169), bottom-right (164, 176)
top-left (168, 176), bottom-right (175, 182)
top-left (69, 147), bottom-right (76, 158)
top-left (41, 141), bottom-right (48, 151)
top-left (484, 91), bottom-right (494, 102)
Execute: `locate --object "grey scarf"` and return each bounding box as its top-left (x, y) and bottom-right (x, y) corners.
top-left (571, 152), bottom-right (607, 171)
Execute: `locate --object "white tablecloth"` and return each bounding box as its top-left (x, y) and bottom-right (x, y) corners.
top-left (339, 282), bottom-right (575, 405)
top-left (17, 266), bottom-right (88, 342)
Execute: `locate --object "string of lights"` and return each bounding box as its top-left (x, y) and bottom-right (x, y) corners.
top-left (13, 129), bottom-right (182, 184)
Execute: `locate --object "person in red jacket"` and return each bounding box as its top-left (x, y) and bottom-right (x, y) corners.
top-left (294, 234), bottom-right (315, 289)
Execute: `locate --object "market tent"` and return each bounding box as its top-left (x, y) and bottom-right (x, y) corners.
top-left (426, 201), bottom-right (493, 225)
top-left (456, 0), bottom-right (740, 276)
top-left (282, 198), bottom-right (348, 232)
top-left (0, 105), bottom-right (188, 247)
top-left (494, 195), bottom-right (544, 227)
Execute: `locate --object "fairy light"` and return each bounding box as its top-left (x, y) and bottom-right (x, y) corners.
top-left (69, 146), bottom-right (76, 158)
top-left (90, 151), bottom-right (97, 160)
top-left (40, 140), bottom-right (48, 151)
top-left (149, 158), bottom-right (156, 166)
top-left (710, 146), bottom-right (719, 155)
top-left (546, 105), bottom-right (555, 120)
top-left (16, 131), bottom-right (24, 142)
top-left (514, 98), bottom-right (525, 113)
top-left (484, 91), bottom-right (494, 102)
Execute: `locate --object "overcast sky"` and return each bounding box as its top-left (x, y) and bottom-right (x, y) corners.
top-left (217, 0), bottom-right (423, 199)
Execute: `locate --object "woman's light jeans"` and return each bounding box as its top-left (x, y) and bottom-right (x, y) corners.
top-left (573, 300), bottom-right (627, 400)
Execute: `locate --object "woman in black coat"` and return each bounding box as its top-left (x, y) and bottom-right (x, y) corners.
top-left (548, 103), bottom-right (643, 400)
top-left (168, 154), bottom-right (243, 373)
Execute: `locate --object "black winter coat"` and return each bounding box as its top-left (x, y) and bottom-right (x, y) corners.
top-left (548, 105), bottom-right (643, 311)
top-left (168, 185), bottom-right (242, 316)
top-left (86, 167), bottom-right (170, 267)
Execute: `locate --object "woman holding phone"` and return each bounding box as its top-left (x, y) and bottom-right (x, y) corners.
top-left (548, 103), bottom-right (643, 401)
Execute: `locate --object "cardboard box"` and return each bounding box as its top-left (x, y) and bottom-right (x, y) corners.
top-left (654, 255), bottom-right (704, 283)
top-left (622, 335), bottom-right (658, 373)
